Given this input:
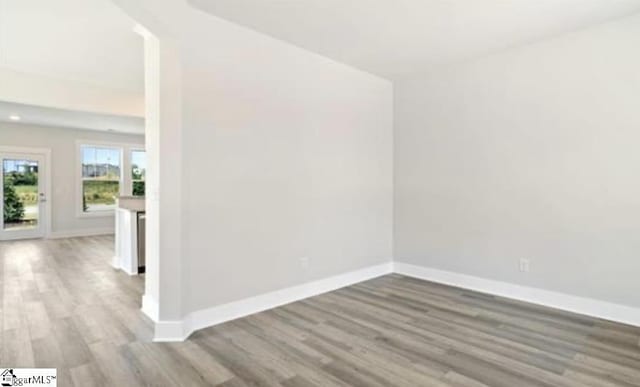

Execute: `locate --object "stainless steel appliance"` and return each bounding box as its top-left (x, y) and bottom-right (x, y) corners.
top-left (137, 212), bottom-right (146, 273)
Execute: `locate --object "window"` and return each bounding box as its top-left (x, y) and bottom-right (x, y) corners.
top-left (131, 150), bottom-right (146, 196)
top-left (81, 146), bottom-right (122, 213)
top-left (77, 142), bottom-right (145, 217)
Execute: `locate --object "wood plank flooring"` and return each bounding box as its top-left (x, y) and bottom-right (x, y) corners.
top-left (2, 236), bottom-right (640, 386)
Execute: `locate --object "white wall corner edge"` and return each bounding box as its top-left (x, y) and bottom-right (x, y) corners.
top-left (149, 261), bottom-right (394, 342)
top-left (142, 293), bottom-right (191, 343)
top-left (141, 294), bottom-right (159, 323)
top-left (393, 261), bottom-right (640, 328)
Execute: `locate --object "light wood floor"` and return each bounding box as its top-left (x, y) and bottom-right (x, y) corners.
top-left (2, 236), bottom-right (640, 386)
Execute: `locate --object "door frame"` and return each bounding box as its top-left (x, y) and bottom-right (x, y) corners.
top-left (0, 146), bottom-right (52, 240)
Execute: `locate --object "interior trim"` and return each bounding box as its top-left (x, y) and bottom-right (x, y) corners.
top-left (150, 262), bottom-right (394, 342)
top-left (394, 262), bottom-right (640, 328)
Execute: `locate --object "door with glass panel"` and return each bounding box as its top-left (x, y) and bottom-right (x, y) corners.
top-left (1, 152), bottom-right (47, 240)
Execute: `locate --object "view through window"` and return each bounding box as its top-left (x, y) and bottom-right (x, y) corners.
top-left (3, 159), bottom-right (39, 229)
top-left (131, 150), bottom-right (146, 196)
top-left (81, 146), bottom-right (121, 212)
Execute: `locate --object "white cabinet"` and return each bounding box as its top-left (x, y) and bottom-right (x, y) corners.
top-left (114, 197), bottom-right (145, 275)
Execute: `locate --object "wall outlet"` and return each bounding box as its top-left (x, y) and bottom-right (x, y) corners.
top-left (519, 258), bottom-right (530, 273)
top-left (300, 257), bottom-right (310, 269)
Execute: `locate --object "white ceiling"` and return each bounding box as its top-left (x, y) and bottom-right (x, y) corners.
top-left (189, 0), bottom-right (640, 79)
top-left (0, 0), bottom-right (143, 92)
top-left (0, 101), bottom-right (144, 134)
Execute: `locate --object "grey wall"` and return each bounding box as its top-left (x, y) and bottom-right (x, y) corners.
top-left (0, 123), bottom-right (144, 235)
top-left (174, 10), bottom-right (394, 314)
top-left (394, 14), bottom-right (640, 307)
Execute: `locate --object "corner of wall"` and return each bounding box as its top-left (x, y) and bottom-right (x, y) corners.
top-left (147, 262), bottom-right (393, 342)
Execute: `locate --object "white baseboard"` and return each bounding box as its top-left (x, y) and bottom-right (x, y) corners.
top-left (142, 294), bottom-right (189, 340)
top-left (142, 294), bottom-right (191, 340)
top-left (48, 228), bottom-right (114, 239)
top-left (146, 260), bottom-right (640, 342)
top-left (394, 262), bottom-right (640, 328)
top-left (154, 320), bottom-right (189, 341)
top-left (151, 262), bottom-right (393, 342)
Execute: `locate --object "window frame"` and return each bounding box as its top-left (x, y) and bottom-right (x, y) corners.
top-left (76, 141), bottom-right (144, 218)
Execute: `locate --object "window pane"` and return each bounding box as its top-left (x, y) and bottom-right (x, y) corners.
top-left (131, 150), bottom-right (146, 196)
top-left (83, 180), bottom-right (119, 212)
top-left (133, 181), bottom-right (145, 196)
top-left (3, 159), bottom-right (39, 230)
top-left (82, 146), bottom-right (121, 179)
top-left (81, 145), bottom-right (121, 212)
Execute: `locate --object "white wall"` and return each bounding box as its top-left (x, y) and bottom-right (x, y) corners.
top-left (182, 33), bottom-right (393, 313)
top-left (395, 14), bottom-right (640, 308)
top-left (113, 0), bottom-right (393, 323)
top-left (0, 123), bottom-right (144, 236)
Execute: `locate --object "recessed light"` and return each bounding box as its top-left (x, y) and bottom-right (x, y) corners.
top-left (9, 115), bottom-right (21, 121)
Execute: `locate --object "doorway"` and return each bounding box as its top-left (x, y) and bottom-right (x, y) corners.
top-left (0, 147), bottom-right (50, 240)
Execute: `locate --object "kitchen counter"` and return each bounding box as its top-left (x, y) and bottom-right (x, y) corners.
top-left (117, 196), bottom-right (145, 212)
top-left (114, 196), bottom-right (146, 275)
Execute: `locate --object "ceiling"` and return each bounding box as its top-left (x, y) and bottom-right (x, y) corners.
top-left (0, 101), bottom-right (144, 134)
top-left (0, 0), bottom-right (143, 92)
top-left (189, 0), bottom-right (640, 80)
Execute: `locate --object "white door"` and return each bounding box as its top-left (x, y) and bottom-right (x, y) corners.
top-left (0, 152), bottom-right (47, 240)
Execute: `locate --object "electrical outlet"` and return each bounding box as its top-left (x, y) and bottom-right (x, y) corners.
top-left (519, 258), bottom-right (530, 273)
top-left (300, 257), bottom-right (310, 269)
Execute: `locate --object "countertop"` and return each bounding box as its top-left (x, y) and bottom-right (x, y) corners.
top-left (117, 196), bottom-right (145, 212)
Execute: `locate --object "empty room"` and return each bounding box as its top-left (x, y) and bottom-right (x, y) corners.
top-left (1, 0), bottom-right (639, 386)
